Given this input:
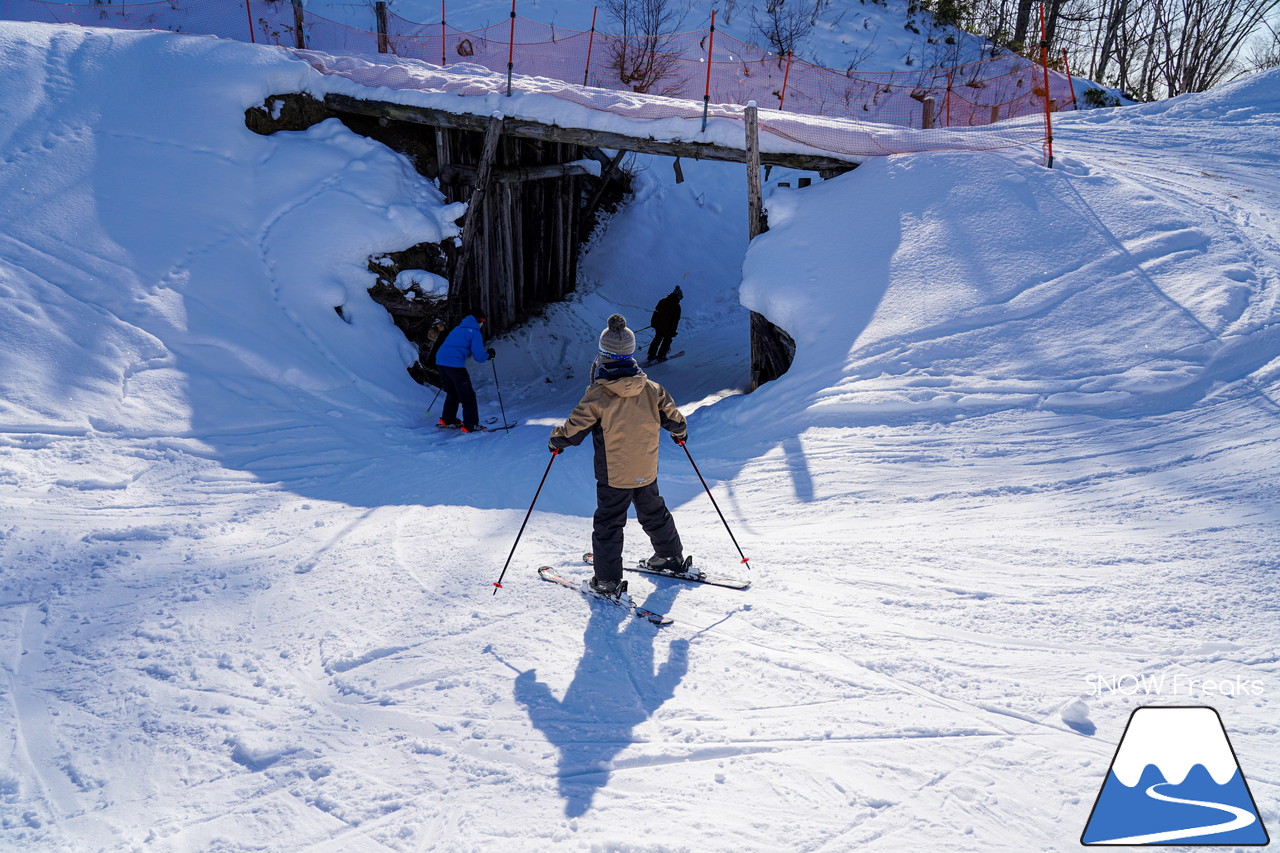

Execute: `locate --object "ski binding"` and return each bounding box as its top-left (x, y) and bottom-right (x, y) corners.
top-left (583, 553), bottom-right (750, 590)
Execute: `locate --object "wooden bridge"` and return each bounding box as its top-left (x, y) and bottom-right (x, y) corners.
top-left (249, 89), bottom-right (845, 386)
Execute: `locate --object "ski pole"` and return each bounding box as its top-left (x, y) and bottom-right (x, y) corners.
top-left (492, 449), bottom-right (559, 594)
top-left (491, 356), bottom-right (510, 431)
top-left (679, 440), bottom-right (750, 567)
top-left (425, 384), bottom-right (442, 415)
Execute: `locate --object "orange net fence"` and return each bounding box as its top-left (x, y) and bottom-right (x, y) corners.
top-left (2, 0), bottom-right (1075, 157)
top-left (383, 13), bottom-right (1074, 129)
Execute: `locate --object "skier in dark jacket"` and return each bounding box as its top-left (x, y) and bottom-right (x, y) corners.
top-left (435, 315), bottom-right (494, 432)
top-left (549, 313), bottom-right (687, 599)
top-left (412, 316), bottom-right (449, 386)
top-left (647, 285), bottom-right (682, 363)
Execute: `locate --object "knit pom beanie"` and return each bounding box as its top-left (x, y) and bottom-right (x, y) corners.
top-left (598, 313), bottom-right (636, 356)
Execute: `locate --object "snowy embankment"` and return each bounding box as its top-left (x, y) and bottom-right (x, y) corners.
top-left (1, 21), bottom-right (1278, 852)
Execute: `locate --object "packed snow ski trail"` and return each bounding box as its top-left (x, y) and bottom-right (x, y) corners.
top-left (0, 23), bottom-right (1277, 851)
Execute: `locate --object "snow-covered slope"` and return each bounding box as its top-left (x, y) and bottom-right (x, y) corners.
top-left (0, 21), bottom-right (1277, 852)
top-left (738, 119), bottom-right (1280, 422)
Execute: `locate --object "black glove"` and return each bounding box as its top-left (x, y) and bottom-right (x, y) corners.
top-left (548, 441), bottom-right (563, 455)
top-left (486, 347), bottom-right (496, 360)
top-left (671, 431), bottom-right (687, 446)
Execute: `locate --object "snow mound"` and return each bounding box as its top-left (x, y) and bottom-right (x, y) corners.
top-left (732, 76), bottom-right (1280, 424)
top-left (0, 23), bottom-right (456, 438)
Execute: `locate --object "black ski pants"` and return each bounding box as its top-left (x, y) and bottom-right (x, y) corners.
top-left (647, 331), bottom-right (676, 362)
top-left (592, 481), bottom-right (682, 583)
top-left (438, 364), bottom-right (479, 429)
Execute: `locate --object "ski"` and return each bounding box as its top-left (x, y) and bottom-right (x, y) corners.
top-left (436, 420), bottom-right (517, 432)
top-left (470, 422), bottom-right (518, 432)
top-left (640, 350), bottom-right (685, 368)
top-left (583, 553), bottom-right (751, 590)
top-left (537, 567), bottom-right (673, 626)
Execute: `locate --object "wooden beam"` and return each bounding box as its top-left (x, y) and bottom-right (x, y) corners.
top-left (453, 113), bottom-right (504, 310)
top-left (580, 148), bottom-right (627, 240)
top-left (321, 93), bottom-right (858, 174)
top-left (441, 161), bottom-right (597, 184)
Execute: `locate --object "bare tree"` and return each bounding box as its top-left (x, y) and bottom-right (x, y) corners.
top-left (1246, 19), bottom-right (1280, 69)
top-left (1155, 0), bottom-right (1278, 93)
top-left (751, 0), bottom-right (816, 61)
top-left (1046, 0), bottom-right (1278, 99)
top-left (603, 0), bottom-right (687, 95)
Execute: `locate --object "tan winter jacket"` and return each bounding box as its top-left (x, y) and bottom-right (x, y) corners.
top-left (549, 373), bottom-right (687, 489)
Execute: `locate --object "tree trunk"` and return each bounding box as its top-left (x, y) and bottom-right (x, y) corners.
top-left (1013, 0), bottom-right (1035, 48)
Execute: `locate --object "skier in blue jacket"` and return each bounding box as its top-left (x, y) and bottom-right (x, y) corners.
top-left (434, 315), bottom-right (494, 432)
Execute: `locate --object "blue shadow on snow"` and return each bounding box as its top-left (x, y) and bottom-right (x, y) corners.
top-left (514, 583), bottom-right (688, 818)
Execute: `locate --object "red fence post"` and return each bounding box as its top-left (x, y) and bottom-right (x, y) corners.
top-left (245, 0), bottom-right (255, 43)
top-left (945, 72), bottom-right (952, 126)
top-left (506, 0), bottom-right (517, 96)
top-left (1062, 48), bottom-right (1078, 110)
top-left (701, 8), bottom-right (716, 131)
top-left (1038, 3), bottom-right (1055, 167)
top-left (441, 0), bottom-right (447, 65)
top-left (777, 49), bottom-right (793, 111)
top-left (583, 6), bottom-right (597, 86)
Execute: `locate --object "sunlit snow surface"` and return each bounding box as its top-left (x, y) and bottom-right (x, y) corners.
top-left (0, 22), bottom-right (1277, 852)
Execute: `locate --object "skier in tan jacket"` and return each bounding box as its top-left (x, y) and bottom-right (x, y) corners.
top-left (549, 314), bottom-right (687, 599)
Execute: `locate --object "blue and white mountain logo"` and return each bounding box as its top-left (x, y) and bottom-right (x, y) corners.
top-left (1081, 706), bottom-right (1270, 846)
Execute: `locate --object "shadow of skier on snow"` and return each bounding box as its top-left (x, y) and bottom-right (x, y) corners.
top-left (514, 583), bottom-right (689, 818)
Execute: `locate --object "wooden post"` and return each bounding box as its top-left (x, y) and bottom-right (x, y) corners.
top-left (434, 127), bottom-right (450, 181)
top-left (291, 0), bottom-right (305, 49)
top-left (743, 101), bottom-right (793, 389)
top-left (580, 148), bottom-right (626, 239)
top-left (375, 1), bottom-right (389, 53)
top-left (922, 96), bottom-right (935, 130)
top-left (990, 104), bottom-right (1000, 124)
top-left (744, 102), bottom-right (764, 240)
top-left (246, 0), bottom-right (256, 43)
top-left (453, 113), bottom-right (505, 309)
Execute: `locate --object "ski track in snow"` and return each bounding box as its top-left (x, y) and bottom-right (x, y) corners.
top-left (0, 22), bottom-right (1278, 852)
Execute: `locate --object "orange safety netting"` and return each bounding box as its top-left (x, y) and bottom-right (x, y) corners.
top-left (383, 13), bottom-right (1074, 130)
top-left (2, 0), bottom-right (1073, 157)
